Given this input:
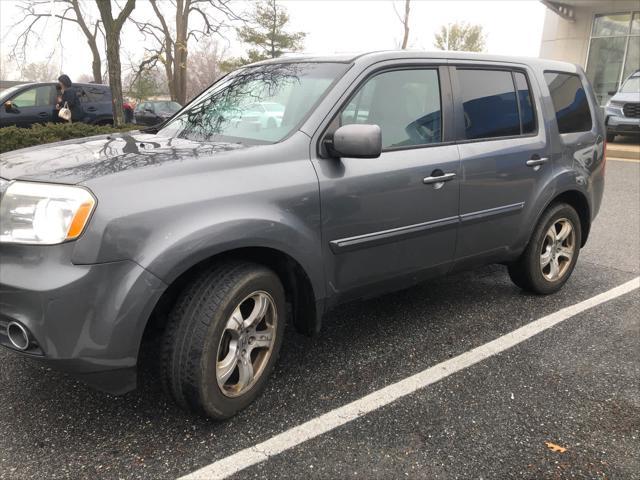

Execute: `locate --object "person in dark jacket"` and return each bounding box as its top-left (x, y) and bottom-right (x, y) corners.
top-left (56, 74), bottom-right (84, 122)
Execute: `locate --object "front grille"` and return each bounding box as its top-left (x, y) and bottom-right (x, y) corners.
top-left (623, 102), bottom-right (640, 118)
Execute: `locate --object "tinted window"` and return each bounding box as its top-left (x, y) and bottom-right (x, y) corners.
top-left (339, 69), bottom-right (442, 148)
top-left (81, 87), bottom-right (109, 103)
top-left (458, 69), bottom-right (520, 139)
top-left (514, 72), bottom-right (536, 134)
top-left (544, 72), bottom-right (593, 133)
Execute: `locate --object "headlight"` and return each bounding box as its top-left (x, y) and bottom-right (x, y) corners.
top-left (0, 182), bottom-right (96, 245)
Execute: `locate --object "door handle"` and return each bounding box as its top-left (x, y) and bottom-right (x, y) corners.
top-left (526, 157), bottom-right (548, 167)
top-left (423, 172), bottom-right (456, 185)
top-left (86, 107), bottom-right (97, 112)
top-left (38, 112), bottom-right (49, 117)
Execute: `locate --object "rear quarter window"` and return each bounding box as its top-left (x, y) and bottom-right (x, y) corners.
top-left (544, 72), bottom-right (593, 134)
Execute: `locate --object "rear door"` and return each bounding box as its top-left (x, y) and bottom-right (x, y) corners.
top-left (451, 65), bottom-right (553, 266)
top-left (79, 86), bottom-right (110, 122)
top-left (312, 63), bottom-right (460, 302)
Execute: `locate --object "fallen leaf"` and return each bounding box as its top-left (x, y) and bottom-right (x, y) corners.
top-left (545, 441), bottom-right (567, 453)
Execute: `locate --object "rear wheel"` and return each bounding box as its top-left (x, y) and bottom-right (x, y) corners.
top-left (508, 203), bottom-right (581, 295)
top-left (162, 261), bottom-right (285, 419)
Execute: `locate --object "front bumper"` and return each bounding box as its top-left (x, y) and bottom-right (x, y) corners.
top-left (0, 243), bottom-right (166, 394)
top-left (606, 114), bottom-right (640, 135)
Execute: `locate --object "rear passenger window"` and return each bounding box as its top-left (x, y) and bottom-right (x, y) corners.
top-left (458, 69), bottom-right (520, 139)
top-left (514, 72), bottom-right (536, 134)
top-left (338, 69), bottom-right (442, 149)
top-left (82, 88), bottom-right (106, 103)
top-left (544, 72), bottom-right (593, 133)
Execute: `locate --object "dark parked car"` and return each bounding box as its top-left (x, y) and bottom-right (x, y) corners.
top-left (134, 100), bottom-right (182, 126)
top-left (0, 52), bottom-right (605, 419)
top-left (604, 70), bottom-right (640, 142)
top-left (0, 82), bottom-right (113, 127)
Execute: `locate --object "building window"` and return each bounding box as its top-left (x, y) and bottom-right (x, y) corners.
top-left (586, 12), bottom-right (640, 105)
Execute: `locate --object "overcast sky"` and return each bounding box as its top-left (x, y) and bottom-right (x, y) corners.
top-left (0, 0), bottom-right (547, 81)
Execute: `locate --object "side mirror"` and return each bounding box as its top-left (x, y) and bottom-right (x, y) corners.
top-left (329, 124), bottom-right (382, 159)
top-left (4, 100), bottom-right (13, 112)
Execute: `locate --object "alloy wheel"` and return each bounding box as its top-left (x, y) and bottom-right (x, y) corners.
top-left (216, 291), bottom-right (277, 397)
top-left (540, 218), bottom-right (575, 282)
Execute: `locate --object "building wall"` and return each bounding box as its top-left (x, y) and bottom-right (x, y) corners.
top-left (539, 0), bottom-right (639, 66)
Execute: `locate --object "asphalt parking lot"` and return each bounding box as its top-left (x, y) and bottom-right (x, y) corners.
top-left (1, 158), bottom-right (638, 480)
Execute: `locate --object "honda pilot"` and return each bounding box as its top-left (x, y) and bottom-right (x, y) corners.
top-left (0, 52), bottom-right (605, 419)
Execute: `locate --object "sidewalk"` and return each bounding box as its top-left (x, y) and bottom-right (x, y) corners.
top-left (608, 141), bottom-right (640, 161)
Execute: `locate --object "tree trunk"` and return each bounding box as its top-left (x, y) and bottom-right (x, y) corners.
top-left (89, 42), bottom-right (103, 83)
top-left (174, 0), bottom-right (189, 105)
top-left (401, 0), bottom-right (410, 49)
top-left (105, 32), bottom-right (124, 125)
top-left (69, 0), bottom-right (103, 83)
top-left (96, 0), bottom-right (135, 126)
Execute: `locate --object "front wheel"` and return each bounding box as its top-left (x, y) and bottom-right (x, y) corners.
top-left (606, 133), bottom-right (616, 143)
top-left (162, 261), bottom-right (285, 419)
top-left (508, 203), bottom-right (581, 295)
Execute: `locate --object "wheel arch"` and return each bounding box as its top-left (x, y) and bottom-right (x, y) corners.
top-left (541, 188), bottom-right (592, 247)
top-left (141, 246), bottom-right (321, 357)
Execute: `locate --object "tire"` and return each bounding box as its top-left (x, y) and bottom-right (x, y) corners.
top-left (508, 203), bottom-right (582, 295)
top-left (162, 261), bottom-right (286, 419)
top-left (606, 133), bottom-right (616, 143)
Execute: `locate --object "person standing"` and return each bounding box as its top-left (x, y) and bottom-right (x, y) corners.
top-left (123, 98), bottom-right (134, 124)
top-left (56, 74), bottom-right (84, 123)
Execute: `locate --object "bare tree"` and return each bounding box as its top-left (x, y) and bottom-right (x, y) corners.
top-left (21, 62), bottom-right (58, 82)
top-left (95, 0), bottom-right (136, 126)
top-left (133, 0), bottom-right (241, 105)
top-left (393, 0), bottom-right (411, 50)
top-left (186, 37), bottom-right (228, 101)
top-left (11, 0), bottom-right (104, 83)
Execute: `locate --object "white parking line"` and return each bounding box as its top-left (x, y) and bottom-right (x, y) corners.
top-left (180, 277), bottom-right (640, 480)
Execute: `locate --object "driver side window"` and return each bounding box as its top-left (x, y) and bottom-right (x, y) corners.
top-left (12, 86), bottom-right (54, 108)
top-left (337, 69), bottom-right (442, 149)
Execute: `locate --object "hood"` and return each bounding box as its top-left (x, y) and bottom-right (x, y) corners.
top-left (0, 132), bottom-right (248, 184)
top-left (610, 92), bottom-right (640, 103)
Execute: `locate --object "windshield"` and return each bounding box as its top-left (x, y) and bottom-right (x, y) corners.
top-left (159, 62), bottom-right (348, 144)
top-left (620, 75), bottom-right (640, 93)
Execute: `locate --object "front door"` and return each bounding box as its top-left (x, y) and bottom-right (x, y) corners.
top-left (451, 66), bottom-right (553, 264)
top-left (4, 85), bottom-right (56, 127)
top-left (313, 65), bottom-right (460, 302)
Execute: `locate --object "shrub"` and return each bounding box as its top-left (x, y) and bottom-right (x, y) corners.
top-left (0, 122), bottom-right (138, 154)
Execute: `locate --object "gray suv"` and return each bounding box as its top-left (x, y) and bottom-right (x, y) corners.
top-left (0, 52), bottom-right (606, 419)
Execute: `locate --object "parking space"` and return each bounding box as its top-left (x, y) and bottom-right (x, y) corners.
top-left (0, 159), bottom-right (638, 480)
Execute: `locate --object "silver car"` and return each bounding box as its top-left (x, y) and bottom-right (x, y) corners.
top-left (605, 70), bottom-right (640, 142)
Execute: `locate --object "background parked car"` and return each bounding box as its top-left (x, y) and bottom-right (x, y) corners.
top-left (605, 70), bottom-right (640, 142)
top-left (0, 82), bottom-right (113, 127)
top-left (134, 100), bottom-right (182, 126)
top-left (226, 101), bottom-right (285, 130)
